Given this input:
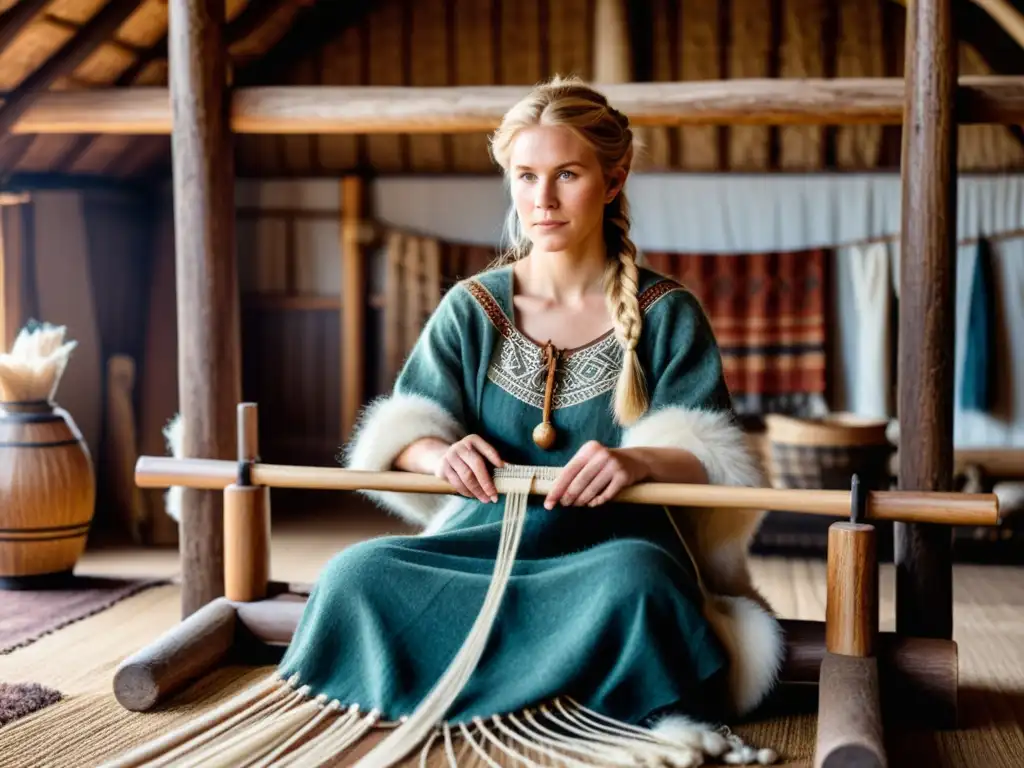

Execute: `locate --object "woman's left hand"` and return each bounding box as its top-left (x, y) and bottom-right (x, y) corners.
top-left (543, 441), bottom-right (648, 510)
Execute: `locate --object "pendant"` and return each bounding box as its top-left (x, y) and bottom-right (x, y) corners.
top-left (533, 341), bottom-right (559, 450)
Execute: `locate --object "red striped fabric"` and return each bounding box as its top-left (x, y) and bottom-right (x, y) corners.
top-left (643, 249), bottom-right (828, 404)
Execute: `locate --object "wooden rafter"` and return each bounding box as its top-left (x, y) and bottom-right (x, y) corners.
top-left (56, 0), bottom-right (286, 175)
top-left (7, 77), bottom-right (1024, 135)
top-left (0, 0), bottom-right (50, 52)
top-left (971, 0), bottom-right (1024, 49)
top-left (0, 0), bottom-right (145, 137)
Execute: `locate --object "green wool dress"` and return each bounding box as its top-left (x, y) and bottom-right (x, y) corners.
top-left (278, 264), bottom-right (741, 729)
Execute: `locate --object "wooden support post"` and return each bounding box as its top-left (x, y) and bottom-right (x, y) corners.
top-left (814, 522), bottom-right (886, 768)
top-left (169, 0), bottom-right (242, 618)
top-left (896, 0), bottom-right (957, 640)
top-left (224, 403), bottom-right (270, 602)
top-left (340, 176), bottom-right (365, 440)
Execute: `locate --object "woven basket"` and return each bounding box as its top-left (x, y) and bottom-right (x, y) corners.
top-left (755, 414), bottom-right (895, 557)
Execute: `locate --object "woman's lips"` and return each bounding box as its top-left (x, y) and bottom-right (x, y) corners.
top-left (535, 220), bottom-right (567, 228)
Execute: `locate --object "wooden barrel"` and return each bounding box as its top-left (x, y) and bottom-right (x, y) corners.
top-left (0, 400), bottom-right (95, 588)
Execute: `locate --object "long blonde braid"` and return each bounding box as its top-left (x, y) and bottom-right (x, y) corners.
top-left (603, 191), bottom-right (648, 425)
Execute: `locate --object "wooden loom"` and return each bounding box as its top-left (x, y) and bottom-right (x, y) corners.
top-left (44, 0), bottom-right (1010, 763)
top-left (117, 401), bottom-right (1001, 767)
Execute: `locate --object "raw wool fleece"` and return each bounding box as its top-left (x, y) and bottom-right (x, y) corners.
top-left (345, 394), bottom-right (785, 720)
top-left (162, 412), bottom-right (184, 523)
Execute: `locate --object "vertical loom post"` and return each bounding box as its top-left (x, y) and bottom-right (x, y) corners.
top-left (895, 0), bottom-right (956, 641)
top-left (814, 478), bottom-right (886, 768)
top-left (223, 402), bottom-right (271, 602)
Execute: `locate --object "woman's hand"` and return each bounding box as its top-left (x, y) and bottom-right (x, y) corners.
top-left (543, 441), bottom-right (648, 510)
top-left (434, 435), bottom-right (505, 503)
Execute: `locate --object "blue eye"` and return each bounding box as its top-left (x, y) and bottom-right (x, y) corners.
top-left (559, 170), bottom-right (575, 180)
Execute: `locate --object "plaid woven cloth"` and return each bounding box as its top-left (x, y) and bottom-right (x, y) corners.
top-left (643, 249), bottom-right (829, 417)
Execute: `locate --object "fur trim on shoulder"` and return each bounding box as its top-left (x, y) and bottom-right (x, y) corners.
top-left (342, 392), bottom-right (466, 528)
top-left (163, 412), bottom-right (183, 524)
top-left (620, 406), bottom-right (764, 489)
top-left (703, 594), bottom-right (785, 717)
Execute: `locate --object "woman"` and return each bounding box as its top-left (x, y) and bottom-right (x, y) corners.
top-left (289, 76), bottom-right (784, 764)
top-left (130, 77), bottom-right (783, 768)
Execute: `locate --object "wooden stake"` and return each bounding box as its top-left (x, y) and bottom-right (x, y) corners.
top-left (340, 176), bottom-right (365, 440)
top-left (896, 0), bottom-right (957, 641)
top-left (169, 0), bottom-right (243, 618)
top-left (224, 403), bottom-right (270, 603)
top-left (826, 523), bottom-right (878, 657)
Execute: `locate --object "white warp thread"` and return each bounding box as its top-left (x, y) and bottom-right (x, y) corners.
top-left (355, 465), bottom-right (558, 768)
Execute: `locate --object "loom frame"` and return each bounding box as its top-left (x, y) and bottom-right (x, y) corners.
top-left (114, 400), bottom-right (1002, 767)
top-left (111, 0), bottom-right (1015, 763)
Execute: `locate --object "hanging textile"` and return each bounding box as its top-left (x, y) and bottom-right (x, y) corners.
top-left (960, 237), bottom-right (997, 413)
top-left (846, 242), bottom-right (893, 418)
top-left (643, 248), bottom-right (830, 417)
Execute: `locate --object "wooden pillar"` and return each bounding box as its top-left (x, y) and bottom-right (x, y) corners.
top-left (168, 0), bottom-right (242, 618)
top-left (896, 0), bottom-right (957, 640)
top-left (340, 176), bottom-right (365, 440)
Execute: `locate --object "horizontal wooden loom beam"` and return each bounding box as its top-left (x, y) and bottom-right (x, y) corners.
top-left (134, 455), bottom-right (1001, 527)
top-left (10, 76), bottom-right (1024, 135)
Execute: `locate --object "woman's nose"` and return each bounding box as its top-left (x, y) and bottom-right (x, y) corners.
top-left (535, 182), bottom-right (557, 208)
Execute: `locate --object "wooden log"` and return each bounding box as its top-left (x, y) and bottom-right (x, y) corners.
top-left (8, 77), bottom-right (1024, 135)
top-left (113, 592), bottom-right (958, 720)
top-left (895, 0), bottom-right (958, 641)
top-left (814, 654), bottom-right (887, 768)
top-left (168, 0), bottom-right (243, 618)
top-left (112, 597), bottom-right (238, 712)
top-left (134, 455), bottom-right (1001, 527)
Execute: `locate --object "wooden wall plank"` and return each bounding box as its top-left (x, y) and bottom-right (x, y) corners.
top-left (365, 0), bottom-right (405, 172)
top-left (779, 0), bottom-right (825, 169)
top-left (680, 0), bottom-right (722, 170)
top-left (836, 0), bottom-right (884, 168)
top-left (408, 0), bottom-right (450, 172)
top-left (547, 0), bottom-right (590, 79)
top-left (728, 0), bottom-right (771, 170)
top-left (317, 22), bottom-right (364, 172)
top-left (451, 0), bottom-right (496, 173)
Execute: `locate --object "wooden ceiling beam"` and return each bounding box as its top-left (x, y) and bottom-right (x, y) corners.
top-left (0, 0), bottom-right (145, 137)
top-left (0, 0), bottom-right (51, 52)
top-left (7, 77), bottom-right (1024, 135)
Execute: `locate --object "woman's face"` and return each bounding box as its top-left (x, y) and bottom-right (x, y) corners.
top-left (508, 125), bottom-right (622, 255)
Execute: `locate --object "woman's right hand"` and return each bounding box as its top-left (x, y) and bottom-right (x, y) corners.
top-left (435, 435), bottom-right (505, 503)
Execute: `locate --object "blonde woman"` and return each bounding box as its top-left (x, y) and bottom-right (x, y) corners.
top-left (316, 77), bottom-right (783, 764)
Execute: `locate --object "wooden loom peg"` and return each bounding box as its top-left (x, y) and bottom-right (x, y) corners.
top-left (223, 402), bottom-right (271, 602)
top-left (814, 475), bottom-right (887, 768)
top-left (533, 341), bottom-right (559, 450)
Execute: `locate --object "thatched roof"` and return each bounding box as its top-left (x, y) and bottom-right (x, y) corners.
top-left (0, 0), bottom-right (373, 179)
top-left (0, 0), bottom-right (1022, 180)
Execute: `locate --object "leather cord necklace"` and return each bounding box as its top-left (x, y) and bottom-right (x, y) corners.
top-left (533, 341), bottom-right (559, 449)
